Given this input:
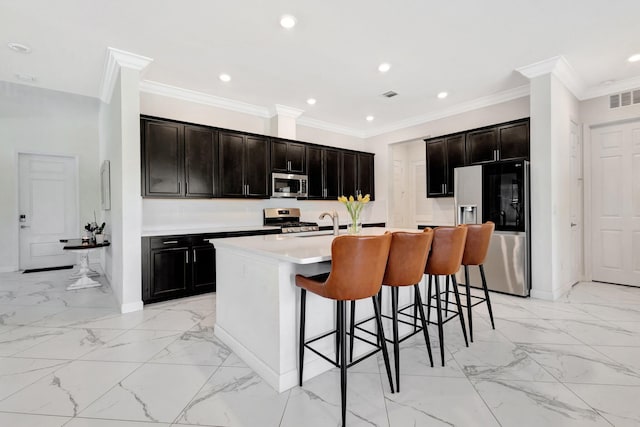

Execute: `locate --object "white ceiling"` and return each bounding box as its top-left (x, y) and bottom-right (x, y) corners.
top-left (2, 0), bottom-right (640, 136)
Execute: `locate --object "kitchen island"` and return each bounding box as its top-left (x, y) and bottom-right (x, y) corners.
top-left (210, 228), bottom-right (419, 392)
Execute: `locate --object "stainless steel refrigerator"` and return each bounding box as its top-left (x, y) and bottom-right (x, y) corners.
top-left (454, 160), bottom-right (530, 296)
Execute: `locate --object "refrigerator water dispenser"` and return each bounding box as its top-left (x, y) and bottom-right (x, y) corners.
top-left (458, 205), bottom-right (477, 225)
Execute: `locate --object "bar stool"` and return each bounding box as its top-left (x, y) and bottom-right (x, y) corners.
top-left (425, 225), bottom-right (469, 366)
top-left (460, 222), bottom-right (496, 342)
top-left (383, 230), bottom-right (434, 391)
top-left (296, 234), bottom-right (394, 427)
top-left (348, 230), bottom-right (435, 383)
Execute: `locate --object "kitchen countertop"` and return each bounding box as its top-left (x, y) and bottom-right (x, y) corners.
top-left (141, 225), bottom-right (281, 237)
top-left (210, 227), bottom-right (417, 264)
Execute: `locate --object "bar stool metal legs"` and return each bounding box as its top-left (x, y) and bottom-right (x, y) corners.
top-left (428, 274), bottom-right (468, 366)
top-left (299, 290), bottom-right (394, 427)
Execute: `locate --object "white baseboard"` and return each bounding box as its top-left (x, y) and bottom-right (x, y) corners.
top-left (215, 323), bottom-right (334, 393)
top-left (531, 281), bottom-right (573, 301)
top-left (120, 300), bottom-right (143, 313)
top-left (0, 266), bottom-right (18, 273)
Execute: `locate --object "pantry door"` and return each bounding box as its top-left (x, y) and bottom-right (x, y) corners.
top-left (18, 153), bottom-right (78, 270)
top-left (590, 120), bottom-right (640, 286)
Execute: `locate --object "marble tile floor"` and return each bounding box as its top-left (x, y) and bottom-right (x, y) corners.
top-left (1, 270), bottom-right (640, 426)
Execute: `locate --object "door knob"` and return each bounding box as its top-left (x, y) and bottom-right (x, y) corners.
top-left (20, 225), bottom-right (30, 229)
top-left (570, 222), bottom-right (577, 227)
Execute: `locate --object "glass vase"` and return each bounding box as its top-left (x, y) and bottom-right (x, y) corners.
top-left (347, 217), bottom-right (362, 235)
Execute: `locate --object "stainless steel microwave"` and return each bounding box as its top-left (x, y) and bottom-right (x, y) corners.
top-left (271, 173), bottom-right (308, 198)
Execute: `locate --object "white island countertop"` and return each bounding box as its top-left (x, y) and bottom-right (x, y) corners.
top-left (209, 227), bottom-right (418, 264)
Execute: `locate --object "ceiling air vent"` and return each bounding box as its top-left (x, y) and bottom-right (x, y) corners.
top-left (381, 90), bottom-right (398, 98)
top-left (610, 94), bottom-right (620, 108)
top-left (609, 88), bottom-right (640, 109)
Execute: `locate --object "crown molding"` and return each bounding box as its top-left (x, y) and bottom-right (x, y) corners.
top-left (272, 104), bottom-right (305, 119)
top-left (296, 116), bottom-right (366, 138)
top-left (516, 55), bottom-right (585, 99)
top-left (100, 47), bottom-right (153, 103)
top-left (139, 80), bottom-right (271, 118)
top-left (362, 85), bottom-right (530, 138)
top-left (581, 74), bottom-right (640, 100)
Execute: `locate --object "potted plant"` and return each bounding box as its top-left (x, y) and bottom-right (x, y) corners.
top-left (84, 221), bottom-right (106, 244)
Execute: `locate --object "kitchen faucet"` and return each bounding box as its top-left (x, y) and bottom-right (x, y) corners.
top-left (319, 210), bottom-right (340, 236)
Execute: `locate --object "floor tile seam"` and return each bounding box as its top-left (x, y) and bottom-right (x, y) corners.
top-left (0, 359), bottom-right (73, 405)
top-left (277, 377), bottom-right (294, 427)
top-left (562, 381), bottom-right (640, 388)
top-left (553, 380), bottom-right (616, 426)
top-left (133, 329), bottom-right (193, 365)
top-left (435, 348), bottom-right (505, 427)
top-left (2, 328), bottom-right (72, 357)
top-left (169, 363), bottom-right (225, 425)
top-left (73, 361), bottom-right (147, 419)
top-left (548, 317), bottom-right (639, 335)
top-left (541, 346), bottom-right (640, 379)
top-left (19, 327), bottom-right (134, 364)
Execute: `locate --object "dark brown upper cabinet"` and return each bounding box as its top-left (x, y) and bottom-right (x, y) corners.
top-left (467, 118), bottom-right (530, 164)
top-left (307, 146), bottom-right (341, 200)
top-left (142, 118), bottom-right (217, 198)
top-left (219, 130), bottom-right (270, 198)
top-left (357, 152), bottom-right (375, 200)
top-left (271, 139), bottom-right (306, 174)
top-left (341, 151), bottom-right (357, 197)
top-left (425, 133), bottom-right (465, 197)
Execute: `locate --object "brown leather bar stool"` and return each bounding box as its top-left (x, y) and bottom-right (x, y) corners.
top-left (348, 230), bottom-right (435, 391)
top-left (425, 225), bottom-right (469, 366)
top-left (383, 230), bottom-right (434, 392)
top-left (460, 221), bottom-right (496, 342)
top-left (296, 234), bottom-right (394, 427)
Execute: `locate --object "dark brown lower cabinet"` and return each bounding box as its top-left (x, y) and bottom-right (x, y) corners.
top-left (142, 235), bottom-right (215, 304)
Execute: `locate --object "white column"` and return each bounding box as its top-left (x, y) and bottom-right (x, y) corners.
top-left (518, 56), bottom-right (581, 300)
top-left (271, 104), bottom-right (304, 139)
top-left (99, 48), bottom-right (153, 313)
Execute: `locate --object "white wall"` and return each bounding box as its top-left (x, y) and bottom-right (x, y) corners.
top-left (139, 93), bottom-right (381, 231)
top-left (0, 82), bottom-right (100, 272)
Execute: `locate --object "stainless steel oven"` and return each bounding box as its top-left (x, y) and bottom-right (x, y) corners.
top-left (271, 173), bottom-right (308, 198)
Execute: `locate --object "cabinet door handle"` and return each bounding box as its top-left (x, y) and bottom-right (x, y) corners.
top-left (163, 240), bottom-right (178, 244)
top-left (496, 149), bottom-right (500, 161)
top-left (178, 182), bottom-right (181, 194)
top-left (185, 181), bottom-right (188, 194)
top-left (441, 184), bottom-right (445, 194)
top-left (186, 250), bottom-right (189, 264)
top-left (287, 160), bottom-right (291, 171)
top-left (246, 184), bottom-right (250, 195)
top-left (193, 249), bottom-right (197, 263)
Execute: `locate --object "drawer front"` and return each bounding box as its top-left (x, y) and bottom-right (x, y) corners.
top-left (149, 235), bottom-right (192, 250)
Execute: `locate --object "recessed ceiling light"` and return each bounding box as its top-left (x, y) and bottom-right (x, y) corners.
top-left (628, 53), bottom-right (640, 63)
top-left (378, 63), bottom-right (391, 73)
top-left (219, 73), bottom-right (231, 82)
top-left (15, 73), bottom-right (36, 82)
top-left (366, 115), bottom-right (374, 122)
top-left (437, 91), bottom-right (448, 99)
top-left (7, 42), bottom-right (31, 53)
top-left (280, 15), bottom-right (297, 29)
top-left (306, 98), bottom-right (316, 105)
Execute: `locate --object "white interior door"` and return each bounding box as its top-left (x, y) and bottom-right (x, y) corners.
top-left (569, 121), bottom-right (583, 284)
top-left (591, 120), bottom-right (640, 286)
top-left (19, 153), bottom-right (78, 270)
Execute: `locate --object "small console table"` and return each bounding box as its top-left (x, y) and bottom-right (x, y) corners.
top-left (60, 239), bottom-right (110, 290)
